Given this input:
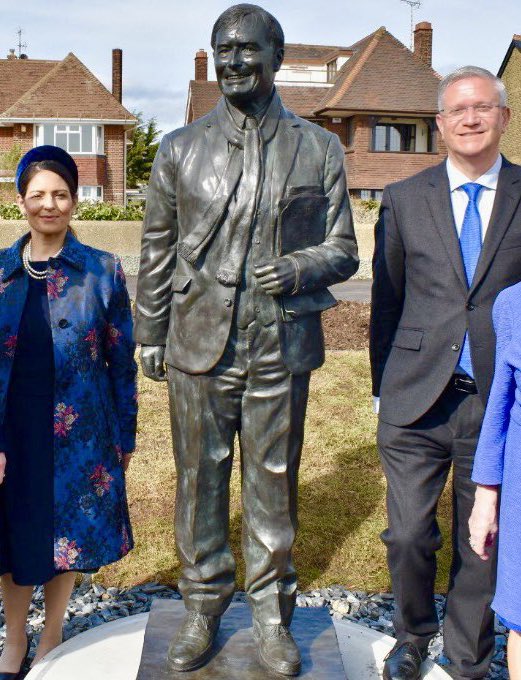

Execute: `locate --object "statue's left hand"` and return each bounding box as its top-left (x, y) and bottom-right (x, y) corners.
top-left (254, 257), bottom-right (297, 296)
top-left (140, 345), bottom-right (167, 382)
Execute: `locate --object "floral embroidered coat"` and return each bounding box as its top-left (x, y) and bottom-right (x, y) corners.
top-left (0, 233), bottom-right (137, 571)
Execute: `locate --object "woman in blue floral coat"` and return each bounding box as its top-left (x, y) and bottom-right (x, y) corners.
top-left (0, 146), bottom-right (137, 676)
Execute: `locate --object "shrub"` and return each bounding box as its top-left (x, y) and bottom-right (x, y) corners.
top-left (73, 201), bottom-right (144, 221)
top-left (351, 198), bottom-right (381, 223)
top-left (0, 203), bottom-right (23, 219)
top-left (0, 143), bottom-right (22, 174)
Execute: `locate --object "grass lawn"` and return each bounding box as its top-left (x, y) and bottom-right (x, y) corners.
top-left (98, 350), bottom-right (454, 592)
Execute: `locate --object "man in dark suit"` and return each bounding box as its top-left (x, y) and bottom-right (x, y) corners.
top-left (370, 65), bottom-right (520, 680)
top-left (134, 4), bottom-right (358, 675)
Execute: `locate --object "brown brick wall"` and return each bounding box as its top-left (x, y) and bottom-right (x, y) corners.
top-left (500, 49), bottom-right (521, 165)
top-left (345, 115), bottom-right (446, 191)
top-left (324, 119), bottom-right (348, 146)
top-left (11, 124), bottom-right (34, 154)
top-left (74, 156), bottom-right (107, 186)
top-left (103, 125), bottom-right (126, 204)
top-left (0, 128), bottom-right (14, 152)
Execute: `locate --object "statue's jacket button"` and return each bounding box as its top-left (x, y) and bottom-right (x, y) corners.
top-left (58, 318), bottom-right (70, 329)
top-left (224, 298), bottom-right (232, 307)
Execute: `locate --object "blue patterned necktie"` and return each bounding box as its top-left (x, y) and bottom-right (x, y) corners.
top-left (458, 182), bottom-right (485, 377)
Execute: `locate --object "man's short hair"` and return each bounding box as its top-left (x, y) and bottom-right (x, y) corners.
top-left (211, 3), bottom-right (285, 51)
top-left (438, 66), bottom-right (508, 111)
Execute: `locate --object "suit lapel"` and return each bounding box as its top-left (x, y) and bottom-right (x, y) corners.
top-left (470, 160), bottom-right (521, 293)
top-left (425, 163), bottom-right (468, 292)
top-left (269, 112), bottom-right (302, 218)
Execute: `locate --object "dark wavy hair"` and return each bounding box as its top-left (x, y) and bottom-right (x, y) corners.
top-left (211, 4), bottom-right (285, 51)
top-left (18, 160), bottom-right (78, 199)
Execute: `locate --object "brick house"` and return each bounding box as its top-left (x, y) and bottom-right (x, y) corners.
top-left (0, 49), bottom-right (136, 204)
top-left (186, 22), bottom-right (446, 199)
top-left (498, 34), bottom-right (521, 165)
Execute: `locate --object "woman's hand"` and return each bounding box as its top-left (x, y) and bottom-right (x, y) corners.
top-left (122, 453), bottom-right (132, 472)
top-left (0, 452), bottom-right (5, 484)
top-left (468, 484), bottom-right (499, 560)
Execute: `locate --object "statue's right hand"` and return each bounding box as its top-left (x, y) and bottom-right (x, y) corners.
top-left (0, 452), bottom-right (6, 485)
top-left (140, 345), bottom-right (167, 382)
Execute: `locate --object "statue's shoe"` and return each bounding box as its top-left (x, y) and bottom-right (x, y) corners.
top-left (167, 612), bottom-right (220, 672)
top-left (253, 621), bottom-right (301, 676)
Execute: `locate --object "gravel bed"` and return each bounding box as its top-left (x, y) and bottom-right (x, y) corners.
top-left (0, 579), bottom-right (507, 678)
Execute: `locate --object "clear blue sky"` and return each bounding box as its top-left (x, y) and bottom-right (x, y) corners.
top-left (1, 1), bottom-right (520, 136)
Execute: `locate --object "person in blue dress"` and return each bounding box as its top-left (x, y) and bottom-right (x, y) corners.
top-left (469, 283), bottom-right (521, 680)
top-left (0, 146), bottom-right (137, 677)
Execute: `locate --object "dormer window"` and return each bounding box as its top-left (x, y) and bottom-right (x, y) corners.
top-left (327, 59), bottom-right (337, 83)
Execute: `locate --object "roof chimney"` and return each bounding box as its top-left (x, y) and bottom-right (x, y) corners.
top-left (195, 49), bottom-right (208, 81)
top-left (112, 48), bottom-right (122, 102)
top-left (414, 22), bottom-right (432, 67)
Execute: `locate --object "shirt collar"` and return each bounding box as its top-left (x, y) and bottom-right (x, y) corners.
top-left (446, 155), bottom-right (502, 193)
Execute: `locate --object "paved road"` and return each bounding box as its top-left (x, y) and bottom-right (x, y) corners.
top-left (126, 276), bottom-right (371, 303)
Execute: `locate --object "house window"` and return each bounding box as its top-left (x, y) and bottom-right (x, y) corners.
top-left (360, 189), bottom-right (383, 201)
top-left (35, 124), bottom-right (104, 154)
top-left (372, 123), bottom-right (416, 152)
top-left (327, 60), bottom-right (337, 83)
top-left (78, 186), bottom-right (103, 202)
top-left (347, 117), bottom-right (354, 147)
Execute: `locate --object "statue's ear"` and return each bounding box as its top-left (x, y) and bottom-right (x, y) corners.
top-left (273, 47), bottom-right (284, 73)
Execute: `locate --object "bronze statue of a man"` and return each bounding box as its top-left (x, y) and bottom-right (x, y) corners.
top-left (134, 4), bottom-right (358, 676)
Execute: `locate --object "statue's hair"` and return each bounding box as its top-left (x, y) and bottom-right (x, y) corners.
top-left (438, 65), bottom-right (508, 110)
top-left (211, 4), bottom-right (285, 51)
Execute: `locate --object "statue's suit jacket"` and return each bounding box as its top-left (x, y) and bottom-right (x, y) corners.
top-left (134, 101), bottom-right (359, 374)
top-left (370, 158), bottom-right (521, 427)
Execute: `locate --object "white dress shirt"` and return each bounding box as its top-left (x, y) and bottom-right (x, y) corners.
top-left (446, 154), bottom-right (502, 238)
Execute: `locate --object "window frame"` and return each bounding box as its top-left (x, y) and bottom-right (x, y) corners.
top-left (372, 122), bottom-right (417, 153)
top-left (78, 185), bottom-right (103, 202)
top-left (34, 124), bottom-right (104, 155)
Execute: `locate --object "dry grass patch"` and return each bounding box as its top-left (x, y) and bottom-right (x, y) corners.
top-left (98, 351), bottom-right (454, 592)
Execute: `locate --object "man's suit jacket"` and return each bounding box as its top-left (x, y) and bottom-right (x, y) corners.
top-left (370, 158), bottom-right (521, 427)
top-left (134, 100), bottom-right (359, 375)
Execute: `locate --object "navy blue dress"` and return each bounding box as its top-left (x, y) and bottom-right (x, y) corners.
top-left (0, 261), bottom-right (56, 585)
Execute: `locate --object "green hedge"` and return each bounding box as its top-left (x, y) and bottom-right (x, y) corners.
top-left (0, 201), bottom-right (145, 222)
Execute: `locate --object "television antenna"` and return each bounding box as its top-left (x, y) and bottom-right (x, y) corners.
top-left (400, 0), bottom-right (422, 49)
top-left (16, 27), bottom-right (27, 57)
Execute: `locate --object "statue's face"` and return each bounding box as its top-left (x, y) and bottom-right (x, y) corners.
top-left (213, 13), bottom-right (283, 110)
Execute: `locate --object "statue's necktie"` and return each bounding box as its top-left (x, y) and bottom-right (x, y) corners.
top-left (216, 115), bottom-right (262, 286)
top-left (458, 182), bottom-right (485, 378)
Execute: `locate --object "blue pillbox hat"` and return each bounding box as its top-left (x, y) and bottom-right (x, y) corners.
top-left (16, 145), bottom-right (78, 193)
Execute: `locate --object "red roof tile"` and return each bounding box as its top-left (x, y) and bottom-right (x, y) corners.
top-left (188, 80), bottom-right (330, 121)
top-left (0, 59), bottom-right (56, 114)
top-left (317, 27), bottom-right (440, 114)
top-left (0, 53), bottom-right (136, 122)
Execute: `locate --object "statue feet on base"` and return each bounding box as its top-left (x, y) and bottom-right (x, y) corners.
top-left (167, 612), bottom-right (220, 672)
top-left (253, 621), bottom-right (301, 677)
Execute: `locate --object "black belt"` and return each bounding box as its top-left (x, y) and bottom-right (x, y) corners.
top-left (450, 374), bottom-right (478, 394)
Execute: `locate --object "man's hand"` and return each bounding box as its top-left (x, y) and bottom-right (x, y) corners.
top-left (254, 257), bottom-right (297, 296)
top-left (468, 485), bottom-right (499, 560)
top-left (0, 452), bottom-right (5, 484)
top-left (140, 345), bottom-right (167, 382)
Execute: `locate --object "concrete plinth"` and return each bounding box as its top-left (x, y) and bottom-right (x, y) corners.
top-left (25, 605), bottom-right (451, 679)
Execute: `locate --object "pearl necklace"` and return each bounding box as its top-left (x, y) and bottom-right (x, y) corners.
top-left (22, 241), bottom-right (63, 280)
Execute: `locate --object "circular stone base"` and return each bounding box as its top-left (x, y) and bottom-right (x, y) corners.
top-left (25, 613), bottom-right (450, 679)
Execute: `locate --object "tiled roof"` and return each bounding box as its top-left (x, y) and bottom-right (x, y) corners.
top-left (284, 43), bottom-right (352, 62)
top-left (0, 59), bottom-right (55, 114)
top-left (0, 53), bottom-right (136, 122)
top-left (188, 80), bottom-right (330, 121)
top-left (317, 27), bottom-right (440, 114)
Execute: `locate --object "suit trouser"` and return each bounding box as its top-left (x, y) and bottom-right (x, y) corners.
top-left (377, 383), bottom-right (496, 680)
top-left (167, 319), bottom-right (310, 625)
